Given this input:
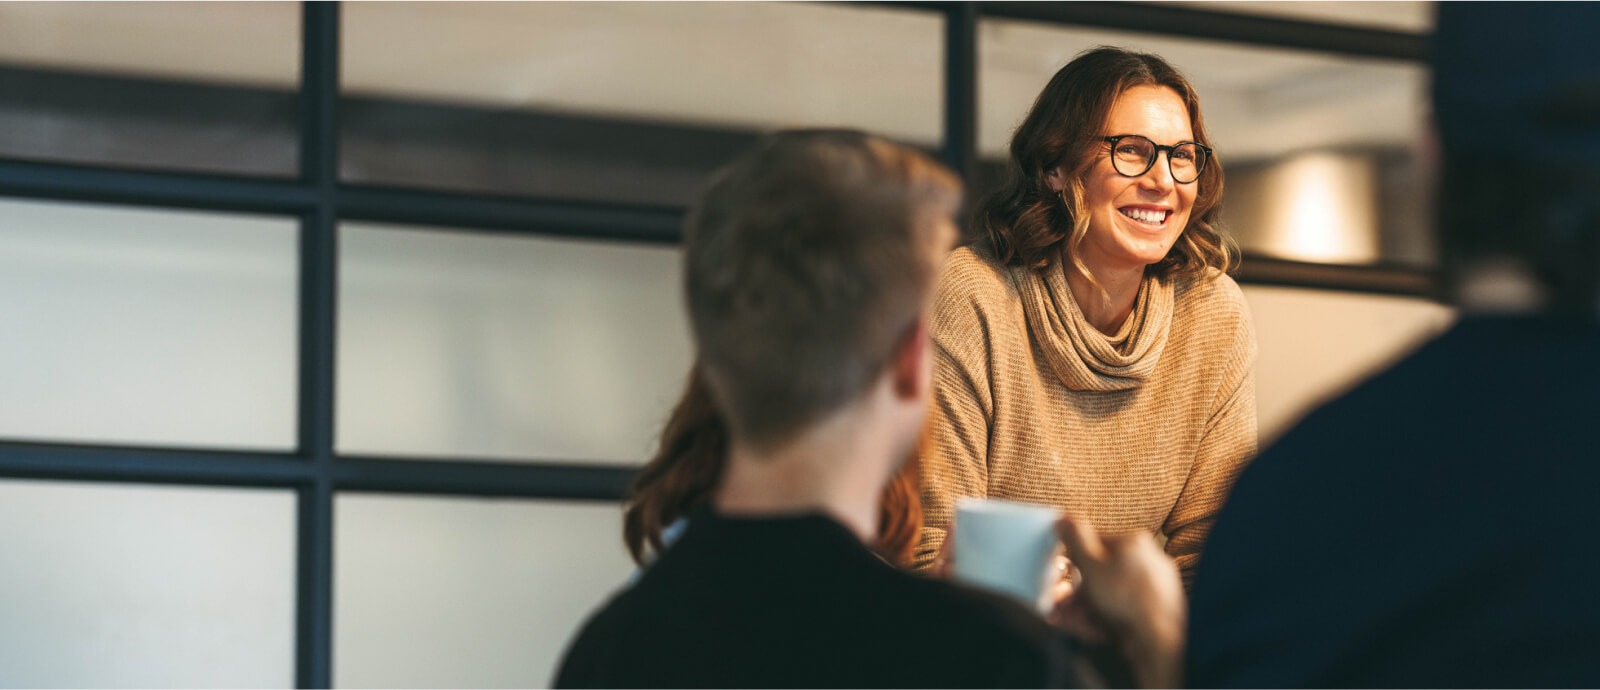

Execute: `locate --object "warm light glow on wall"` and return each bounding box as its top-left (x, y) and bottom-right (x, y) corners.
top-left (1262, 153), bottom-right (1380, 263)
top-left (1230, 152), bottom-right (1382, 264)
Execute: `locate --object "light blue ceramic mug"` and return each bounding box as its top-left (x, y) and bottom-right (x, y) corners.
top-left (951, 497), bottom-right (1060, 612)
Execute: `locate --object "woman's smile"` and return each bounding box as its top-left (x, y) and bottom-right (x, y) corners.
top-left (1117, 204), bottom-right (1174, 229)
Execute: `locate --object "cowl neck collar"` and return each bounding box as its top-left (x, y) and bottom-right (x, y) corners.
top-left (1008, 263), bottom-right (1175, 391)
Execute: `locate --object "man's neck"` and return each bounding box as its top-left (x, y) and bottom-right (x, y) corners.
top-left (712, 406), bottom-right (895, 544)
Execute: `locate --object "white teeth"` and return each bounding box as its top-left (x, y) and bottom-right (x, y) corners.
top-left (1119, 208), bottom-right (1166, 225)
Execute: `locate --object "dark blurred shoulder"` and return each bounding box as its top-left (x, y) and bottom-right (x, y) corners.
top-left (897, 573), bottom-right (1108, 688)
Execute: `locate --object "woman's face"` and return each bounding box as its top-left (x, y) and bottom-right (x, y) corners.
top-left (1052, 84), bottom-right (1199, 276)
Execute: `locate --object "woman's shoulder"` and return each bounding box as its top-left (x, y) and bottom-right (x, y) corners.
top-left (931, 244), bottom-right (1029, 369)
top-left (1171, 267), bottom-right (1255, 356)
top-left (1173, 266), bottom-right (1249, 321)
top-left (933, 244), bottom-right (1023, 333)
top-left (937, 244), bottom-right (1015, 299)
top-left (936, 244), bottom-right (1029, 318)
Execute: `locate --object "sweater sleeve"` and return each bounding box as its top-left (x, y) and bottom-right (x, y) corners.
top-left (915, 342), bottom-right (993, 572)
top-left (1162, 293), bottom-right (1258, 588)
top-left (913, 252), bottom-right (1000, 573)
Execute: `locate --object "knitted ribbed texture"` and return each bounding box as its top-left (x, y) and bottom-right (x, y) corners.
top-left (918, 246), bottom-right (1258, 586)
top-left (1010, 260), bottom-right (1174, 391)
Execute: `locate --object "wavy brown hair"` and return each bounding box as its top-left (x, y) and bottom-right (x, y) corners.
top-left (975, 46), bottom-right (1237, 289)
top-left (622, 363), bottom-right (925, 568)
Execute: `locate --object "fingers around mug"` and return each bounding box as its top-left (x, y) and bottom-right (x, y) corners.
top-left (1051, 596), bottom-right (1108, 644)
top-left (1052, 574), bottom-right (1075, 604)
top-left (1054, 514), bottom-right (1107, 566)
top-left (931, 526), bottom-right (956, 578)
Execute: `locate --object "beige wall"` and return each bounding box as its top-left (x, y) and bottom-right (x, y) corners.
top-left (1242, 285), bottom-right (1455, 446)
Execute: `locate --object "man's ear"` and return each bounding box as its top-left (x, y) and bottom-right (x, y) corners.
top-left (890, 316), bottom-right (931, 401)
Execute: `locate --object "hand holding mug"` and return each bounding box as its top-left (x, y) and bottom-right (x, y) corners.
top-left (1054, 515), bottom-right (1185, 689)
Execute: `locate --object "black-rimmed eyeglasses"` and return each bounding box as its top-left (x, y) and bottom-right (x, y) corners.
top-left (1102, 135), bottom-right (1212, 184)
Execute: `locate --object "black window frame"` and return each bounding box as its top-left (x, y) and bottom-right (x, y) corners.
top-left (0, 3), bottom-right (1432, 687)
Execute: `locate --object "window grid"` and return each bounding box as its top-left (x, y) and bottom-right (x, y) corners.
top-left (0, 3), bottom-right (1430, 687)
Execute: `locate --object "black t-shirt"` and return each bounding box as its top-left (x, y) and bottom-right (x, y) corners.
top-left (1188, 316), bottom-right (1600, 688)
top-left (555, 509), bottom-right (1090, 688)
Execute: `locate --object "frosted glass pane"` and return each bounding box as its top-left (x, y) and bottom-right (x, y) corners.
top-left (339, 2), bottom-right (942, 203)
top-left (0, 2), bottom-right (300, 176)
top-left (338, 224), bottom-right (693, 464)
top-left (345, 3), bottom-right (940, 137)
top-left (335, 495), bottom-right (634, 689)
top-left (0, 198), bottom-right (298, 450)
top-left (0, 480), bottom-right (296, 688)
top-left (1243, 285), bottom-right (1455, 444)
top-left (0, 2), bottom-right (298, 86)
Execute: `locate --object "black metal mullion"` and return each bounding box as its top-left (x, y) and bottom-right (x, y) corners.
top-left (295, 482), bottom-right (335, 689)
top-left (0, 159), bottom-right (315, 214)
top-left (0, 442), bottom-right (309, 487)
top-left (977, 1), bottom-right (1429, 61)
top-left (941, 2), bottom-right (978, 186)
top-left (333, 457), bottom-right (634, 501)
top-left (0, 441), bottom-right (639, 501)
top-left (298, 4), bottom-right (340, 461)
top-left (338, 184), bottom-right (684, 245)
top-left (296, 2), bottom-right (340, 688)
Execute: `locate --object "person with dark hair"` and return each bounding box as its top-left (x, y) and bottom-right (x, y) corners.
top-left (554, 130), bottom-right (1186, 688)
top-left (919, 46), bottom-right (1256, 587)
top-left (1186, 4), bottom-right (1600, 687)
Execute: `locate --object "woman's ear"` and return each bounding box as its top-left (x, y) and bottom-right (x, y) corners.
top-left (1044, 165), bottom-right (1067, 192)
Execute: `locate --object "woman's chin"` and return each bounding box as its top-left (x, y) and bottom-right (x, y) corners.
top-left (1116, 245), bottom-right (1176, 270)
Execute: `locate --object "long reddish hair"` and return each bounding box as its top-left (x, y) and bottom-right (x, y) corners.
top-left (623, 363), bottom-right (925, 568)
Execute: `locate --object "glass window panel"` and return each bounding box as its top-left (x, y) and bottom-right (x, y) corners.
top-left (0, 480), bottom-right (296, 688)
top-left (338, 224), bottom-right (693, 464)
top-left (0, 198), bottom-right (298, 450)
top-left (1243, 285), bottom-right (1455, 444)
top-left (335, 494), bottom-right (635, 689)
top-left (0, 2), bottom-right (299, 176)
top-left (978, 20), bottom-right (1431, 266)
top-left (1150, 1), bottom-right (1436, 34)
top-left (340, 2), bottom-right (943, 205)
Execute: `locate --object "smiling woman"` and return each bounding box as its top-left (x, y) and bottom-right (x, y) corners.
top-left (917, 47), bottom-right (1256, 590)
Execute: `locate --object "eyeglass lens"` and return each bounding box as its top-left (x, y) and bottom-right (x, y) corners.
top-left (1110, 136), bottom-right (1205, 183)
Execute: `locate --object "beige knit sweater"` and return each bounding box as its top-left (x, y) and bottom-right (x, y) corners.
top-left (917, 245), bottom-right (1258, 585)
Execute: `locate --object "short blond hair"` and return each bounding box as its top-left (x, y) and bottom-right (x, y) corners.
top-left (684, 130), bottom-right (961, 446)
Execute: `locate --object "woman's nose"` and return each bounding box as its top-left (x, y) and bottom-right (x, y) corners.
top-left (1139, 152), bottom-right (1176, 191)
